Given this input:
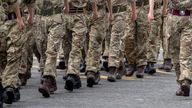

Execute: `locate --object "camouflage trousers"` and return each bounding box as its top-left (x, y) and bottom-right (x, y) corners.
top-left (102, 23), bottom-right (111, 57)
top-left (86, 10), bottom-right (107, 73)
top-left (19, 14), bottom-right (53, 76)
top-left (0, 19), bottom-right (32, 88)
top-left (125, 6), bottom-right (148, 67)
top-left (162, 15), bottom-right (171, 60)
top-left (18, 21), bottom-right (41, 75)
top-left (146, 8), bottom-right (162, 63)
top-left (43, 14), bottom-right (65, 77)
top-left (108, 12), bottom-right (126, 68)
top-left (66, 14), bottom-right (88, 75)
top-left (166, 14), bottom-right (192, 84)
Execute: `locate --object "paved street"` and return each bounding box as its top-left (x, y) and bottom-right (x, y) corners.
top-left (3, 65), bottom-right (192, 108)
top-left (3, 50), bottom-right (192, 108)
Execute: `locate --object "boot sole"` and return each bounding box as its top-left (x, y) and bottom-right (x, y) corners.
top-left (38, 88), bottom-right (50, 98)
top-left (136, 74), bottom-right (144, 78)
top-left (65, 80), bottom-right (74, 91)
top-left (87, 77), bottom-right (95, 88)
top-left (148, 69), bottom-right (156, 75)
top-left (116, 74), bottom-right (122, 80)
top-left (107, 77), bottom-right (116, 82)
top-left (125, 72), bottom-right (134, 77)
top-left (4, 90), bottom-right (14, 104)
top-left (181, 85), bottom-right (190, 97)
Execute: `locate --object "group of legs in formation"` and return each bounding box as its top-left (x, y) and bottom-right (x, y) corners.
top-left (1, 0), bottom-right (192, 107)
top-left (27, 0), bottom-right (174, 99)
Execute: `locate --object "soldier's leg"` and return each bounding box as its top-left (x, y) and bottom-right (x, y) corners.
top-left (100, 24), bottom-right (111, 72)
top-left (61, 30), bottom-right (72, 79)
top-left (65, 15), bottom-right (87, 91)
top-left (34, 16), bottom-right (48, 74)
top-left (18, 31), bottom-right (35, 86)
top-left (124, 10), bottom-right (136, 77)
top-left (135, 7), bottom-right (148, 78)
top-left (103, 25), bottom-right (111, 58)
top-left (146, 8), bottom-right (162, 75)
top-left (161, 15), bottom-right (173, 72)
top-left (0, 35), bottom-right (7, 79)
top-left (80, 30), bottom-right (88, 73)
top-left (178, 20), bottom-right (192, 96)
top-left (86, 14), bottom-right (106, 87)
top-left (0, 23), bottom-right (8, 107)
top-left (2, 22), bottom-right (32, 104)
top-left (108, 12), bottom-right (126, 82)
top-left (178, 21), bottom-right (192, 77)
top-left (39, 21), bottom-right (65, 97)
top-left (165, 14), bottom-right (181, 87)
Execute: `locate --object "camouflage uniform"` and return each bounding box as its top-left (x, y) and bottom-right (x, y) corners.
top-left (102, 21), bottom-right (111, 58)
top-left (40, 0), bottom-right (66, 77)
top-left (0, 5), bottom-right (7, 78)
top-left (146, 0), bottom-right (162, 63)
top-left (17, 0), bottom-right (65, 81)
top-left (162, 15), bottom-right (171, 60)
top-left (85, 0), bottom-right (107, 74)
top-left (166, 0), bottom-right (192, 84)
top-left (66, 0), bottom-right (88, 75)
top-left (108, 0), bottom-right (130, 69)
top-left (0, 0), bottom-right (35, 88)
top-left (125, 0), bottom-right (148, 67)
top-left (61, 27), bottom-right (72, 69)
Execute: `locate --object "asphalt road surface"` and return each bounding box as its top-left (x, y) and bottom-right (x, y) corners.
top-left (3, 50), bottom-right (192, 108)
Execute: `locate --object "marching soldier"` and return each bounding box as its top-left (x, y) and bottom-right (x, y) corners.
top-left (85, 0), bottom-right (111, 87)
top-left (149, 0), bottom-right (192, 96)
top-left (37, 0), bottom-right (66, 98)
top-left (0, 0), bottom-right (35, 104)
top-left (145, 0), bottom-right (162, 75)
top-left (125, 0), bottom-right (148, 78)
top-left (107, 0), bottom-right (136, 82)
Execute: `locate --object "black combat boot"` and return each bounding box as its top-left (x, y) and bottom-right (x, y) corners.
top-left (116, 61), bottom-right (126, 80)
top-left (86, 71), bottom-right (100, 87)
top-left (0, 83), bottom-right (3, 108)
top-left (136, 66), bottom-right (145, 78)
top-left (39, 76), bottom-right (57, 98)
top-left (56, 58), bottom-right (65, 70)
top-left (164, 59), bottom-right (173, 72)
top-left (65, 74), bottom-right (82, 91)
top-left (176, 79), bottom-right (191, 97)
top-left (3, 86), bottom-right (20, 104)
top-left (107, 67), bottom-right (117, 82)
top-left (158, 58), bottom-right (173, 72)
top-left (145, 62), bottom-right (156, 75)
top-left (18, 73), bottom-right (28, 86)
top-left (125, 64), bottom-right (136, 77)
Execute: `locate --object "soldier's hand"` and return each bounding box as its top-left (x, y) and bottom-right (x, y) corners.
top-left (148, 12), bottom-right (154, 22)
top-left (132, 13), bottom-right (137, 21)
top-left (108, 13), bottom-right (113, 23)
top-left (161, 8), bottom-right (168, 17)
top-left (64, 6), bottom-right (69, 14)
top-left (17, 18), bottom-right (25, 31)
top-left (93, 11), bottom-right (99, 20)
top-left (27, 14), bottom-right (33, 25)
